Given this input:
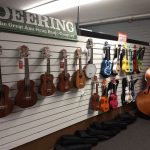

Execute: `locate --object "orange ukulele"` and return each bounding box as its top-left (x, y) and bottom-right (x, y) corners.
top-left (39, 47), bottom-right (56, 96)
top-left (0, 47), bottom-right (13, 118)
top-left (57, 49), bottom-right (71, 92)
top-left (91, 76), bottom-right (100, 111)
top-left (99, 79), bottom-right (110, 112)
top-left (15, 45), bottom-right (37, 108)
top-left (74, 48), bottom-right (86, 89)
top-left (136, 68), bottom-right (150, 116)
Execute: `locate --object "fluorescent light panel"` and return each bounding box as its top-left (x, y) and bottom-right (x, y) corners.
top-left (27, 0), bottom-right (101, 15)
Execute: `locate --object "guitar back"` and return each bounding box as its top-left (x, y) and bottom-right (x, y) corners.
top-left (39, 73), bottom-right (56, 96)
top-left (15, 80), bottom-right (37, 108)
top-left (0, 85), bottom-right (13, 118)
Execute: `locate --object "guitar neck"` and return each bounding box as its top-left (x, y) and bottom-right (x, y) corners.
top-left (64, 58), bottom-right (68, 76)
top-left (47, 58), bottom-right (50, 74)
top-left (24, 58), bottom-right (30, 86)
top-left (79, 57), bottom-right (82, 73)
top-left (106, 47), bottom-right (110, 60)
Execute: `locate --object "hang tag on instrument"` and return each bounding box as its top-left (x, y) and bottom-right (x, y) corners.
top-left (60, 61), bottom-right (64, 71)
top-left (18, 59), bottom-right (24, 69)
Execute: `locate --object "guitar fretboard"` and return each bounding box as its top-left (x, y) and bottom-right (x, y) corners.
top-left (24, 58), bottom-right (30, 87)
top-left (47, 58), bottom-right (50, 74)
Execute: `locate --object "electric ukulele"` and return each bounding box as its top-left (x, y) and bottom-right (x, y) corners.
top-left (73, 48), bottom-right (86, 89)
top-left (112, 45), bottom-right (121, 75)
top-left (91, 76), bottom-right (100, 111)
top-left (129, 47), bottom-right (134, 74)
top-left (99, 79), bottom-right (110, 112)
top-left (100, 41), bottom-right (112, 78)
top-left (0, 47), bottom-right (13, 118)
top-left (57, 49), bottom-right (71, 92)
top-left (15, 45), bottom-right (37, 108)
top-left (39, 47), bottom-right (56, 96)
top-left (84, 39), bottom-right (97, 79)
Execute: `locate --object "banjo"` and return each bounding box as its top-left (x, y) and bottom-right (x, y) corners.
top-left (84, 39), bottom-right (97, 79)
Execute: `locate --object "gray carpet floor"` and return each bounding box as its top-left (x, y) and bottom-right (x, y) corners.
top-left (92, 118), bottom-right (150, 150)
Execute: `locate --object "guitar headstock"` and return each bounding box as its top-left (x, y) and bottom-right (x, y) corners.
top-left (86, 38), bottom-right (93, 49)
top-left (42, 47), bottom-right (51, 58)
top-left (20, 45), bottom-right (29, 58)
top-left (61, 49), bottom-right (67, 59)
top-left (76, 48), bottom-right (82, 59)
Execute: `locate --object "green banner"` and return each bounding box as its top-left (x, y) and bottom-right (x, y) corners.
top-left (0, 6), bottom-right (77, 41)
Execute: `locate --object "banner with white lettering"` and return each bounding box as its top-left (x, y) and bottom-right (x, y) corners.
top-left (0, 7), bottom-right (77, 41)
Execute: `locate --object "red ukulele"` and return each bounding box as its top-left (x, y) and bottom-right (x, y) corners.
top-left (15, 45), bottom-right (37, 108)
top-left (0, 47), bottom-right (13, 117)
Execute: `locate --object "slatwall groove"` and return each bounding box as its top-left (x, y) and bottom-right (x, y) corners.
top-left (0, 32), bottom-right (149, 150)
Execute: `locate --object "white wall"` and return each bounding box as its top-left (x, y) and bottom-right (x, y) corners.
top-left (0, 32), bottom-right (149, 150)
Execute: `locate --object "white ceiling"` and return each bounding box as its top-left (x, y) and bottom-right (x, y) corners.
top-left (0, 0), bottom-right (150, 24)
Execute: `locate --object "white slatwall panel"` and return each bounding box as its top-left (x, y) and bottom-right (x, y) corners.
top-left (0, 32), bottom-right (149, 150)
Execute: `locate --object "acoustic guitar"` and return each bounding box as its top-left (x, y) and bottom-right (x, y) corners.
top-left (91, 76), bottom-right (100, 111)
top-left (15, 45), bottom-right (37, 108)
top-left (136, 68), bottom-right (150, 116)
top-left (73, 48), bottom-right (86, 89)
top-left (0, 47), bottom-right (13, 118)
top-left (57, 49), bottom-right (71, 92)
top-left (99, 79), bottom-right (110, 112)
top-left (39, 47), bottom-right (56, 96)
top-left (100, 41), bottom-right (112, 78)
top-left (84, 39), bottom-right (97, 79)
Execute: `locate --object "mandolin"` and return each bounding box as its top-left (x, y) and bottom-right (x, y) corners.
top-left (39, 47), bottom-right (56, 96)
top-left (15, 45), bottom-right (37, 108)
top-left (57, 49), bottom-right (71, 92)
top-left (136, 68), bottom-right (150, 116)
top-left (100, 41), bottom-right (112, 78)
top-left (99, 79), bottom-right (110, 112)
top-left (73, 48), bottom-right (86, 89)
top-left (0, 47), bottom-right (13, 118)
top-left (84, 39), bottom-right (97, 79)
top-left (91, 76), bottom-right (100, 111)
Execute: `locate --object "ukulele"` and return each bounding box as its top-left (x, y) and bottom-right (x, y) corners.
top-left (84, 39), bottom-right (97, 79)
top-left (100, 41), bottom-right (112, 78)
top-left (57, 49), bottom-right (71, 92)
top-left (136, 68), bottom-right (150, 116)
top-left (39, 47), bottom-right (56, 96)
top-left (112, 45), bottom-right (121, 75)
top-left (99, 79), bottom-right (110, 112)
top-left (0, 47), bottom-right (13, 118)
top-left (74, 48), bottom-right (86, 89)
top-left (133, 45), bottom-right (138, 73)
top-left (15, 45), bottom-right (37, 108)
top-left (129, 48), bottom-right (134, 74)
top-left (91, 76), bottom-right (100, 111)
top-left (109, 78), bottom-right (118, 109)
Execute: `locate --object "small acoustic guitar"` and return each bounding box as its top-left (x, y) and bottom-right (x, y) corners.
top-left (57, 49), bottom-right (71, 92)
top-left (39, 47), bottom-right (56, 96)
top-left (15, 45), bottom-right (37, 108)
top-left (73, 48), bottom-right (86, 89)
top-left (0, 47), bottom-right (13, 118)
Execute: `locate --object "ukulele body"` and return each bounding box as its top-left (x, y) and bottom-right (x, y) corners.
top-left (74, 70), bottom-right (86, 89)
top-left (39, 73), bottom-right (56, 96)
top-left (57, 72), bottom-right (71, 92)
top-left (15, 80), bottom-right (37, 108)
top-left (109, 92), bottom-right (118, 109)
top-left (101, 59), bottom-right (112, 76)
top-left (0, 85), bottom-right (13, 118)
top-left (99, 96), bottom-right (109, 112)
top-left (122, 58), bottom-right (129, 73)
top-left (91, 93), bottom-right (100, 110)
top-left (112, 58), bottom-right (120, 74)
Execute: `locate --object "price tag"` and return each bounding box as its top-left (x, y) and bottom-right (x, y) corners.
top-left (118, 32), bottom-right (127, 44)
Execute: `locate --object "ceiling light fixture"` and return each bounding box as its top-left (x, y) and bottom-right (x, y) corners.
top-left (26, 0), bottom-right (101, 15)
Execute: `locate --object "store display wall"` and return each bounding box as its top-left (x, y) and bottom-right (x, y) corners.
top-left (0, 32), bottom-right (149, 149)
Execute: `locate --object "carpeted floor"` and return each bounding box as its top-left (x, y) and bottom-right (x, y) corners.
top-left (92, 117), bottom-right (150, 150)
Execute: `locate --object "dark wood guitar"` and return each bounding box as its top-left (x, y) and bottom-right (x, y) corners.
top-left (136, 68), bottom-right (150, 116)
top-left (57, 49), bottom-right (71, 92)
top-left (74, 48), bottom-right (86, 89)
top-left (39, 47), bottom-right (56, 96)
top-left (15, 45), bottom-right (37, 108)
top-left (0, 47), bottom-right (13, 118)
top-left (91, 76), bottom-right (100, 111)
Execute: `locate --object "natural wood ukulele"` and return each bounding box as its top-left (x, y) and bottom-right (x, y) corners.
top-left (39, 47), bottom-right (56, 96)
top-left (73, 48), bottom-right (86, 89)
top-left (0, 46), bottom-right (13, 117)
top-left (15, 45), bottom-right (37, 108)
